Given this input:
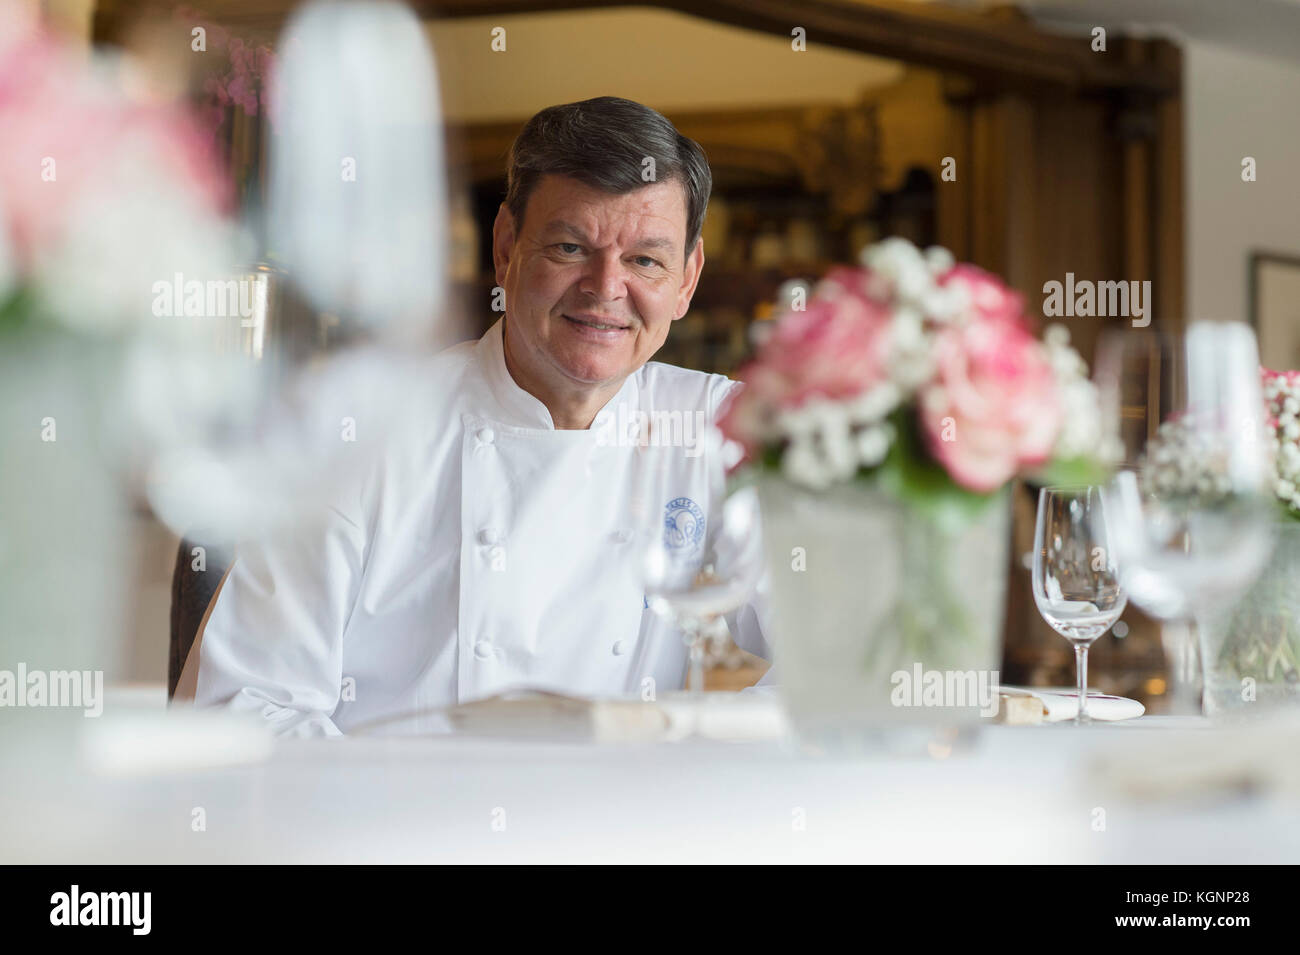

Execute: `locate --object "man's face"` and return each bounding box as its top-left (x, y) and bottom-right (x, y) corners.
top-left (492, 173), bottom-right (704, 390)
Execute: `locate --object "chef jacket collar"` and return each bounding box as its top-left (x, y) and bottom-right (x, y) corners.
top-left (476, 317), bottom-right (639, 436)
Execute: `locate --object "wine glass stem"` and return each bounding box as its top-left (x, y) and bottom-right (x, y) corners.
top-left (1181, 615), bottom-right (1205, 715)
top-left (1075, 644), bottom-right (1091, 725)
top-left (688, 637), bottom-right (705, 698)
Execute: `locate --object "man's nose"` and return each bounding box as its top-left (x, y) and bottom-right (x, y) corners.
top-left (578, 252), bottom-right (627, 301)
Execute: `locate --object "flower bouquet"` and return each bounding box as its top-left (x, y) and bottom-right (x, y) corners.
top-left (717, 238), bottom-right (1106, 743)
top-left (1187, 368), bottom-right (1300, 712)
top-left (720, 238), bottom-right (1104, 509)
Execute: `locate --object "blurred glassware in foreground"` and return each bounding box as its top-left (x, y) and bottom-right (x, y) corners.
top-left (644, 486), bottom-right (766, 699)
top-left (131, 0), bottom-right (459, 541)
top-left (0, 4), bottom-right (244, 753)
top-left (267, 0), bottom-right (446, 343)
top-left (1189, 368), bottom-right (1300, 715)
top-left (1032, 485), bottom-right (1128, 724)
top-left (1096, 322), bottom-right (1276, 715)
top-left (0, 2), bottom-right (457, 758)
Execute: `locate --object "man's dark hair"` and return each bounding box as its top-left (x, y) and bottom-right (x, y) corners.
top-left (504, 96), bottom-right (712, 258)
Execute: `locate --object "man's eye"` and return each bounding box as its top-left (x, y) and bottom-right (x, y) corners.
top-left (555, 243), bottom-right (582, 255)
top-left (633, 256), bottom-right (661, 268)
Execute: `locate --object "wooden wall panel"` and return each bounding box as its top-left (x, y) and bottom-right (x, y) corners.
top-left (948, 64), bottom-right (1184, 703)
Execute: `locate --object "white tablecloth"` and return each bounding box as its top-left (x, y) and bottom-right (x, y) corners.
top-left (3, 689), bottom-right (1297, 864)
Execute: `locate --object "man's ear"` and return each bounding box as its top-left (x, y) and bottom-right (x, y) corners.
top-left (673, 238), bottom-right (706, 321)
top-left (491, 204), bottom-right (516, 287)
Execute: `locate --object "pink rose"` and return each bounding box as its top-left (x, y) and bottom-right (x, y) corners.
top-left (919, 314), bottom-right (1061, 492)
top-left (942, 263), bottom-right (1028, 329)
top-left (0, 21), bottom-right (231, 271)
top-left (1261, 366), bottom-right (1299, 432)
top-left (757, 266), bottom-right (892, 404)
top-left (718, 266), bottom-right (892, 461)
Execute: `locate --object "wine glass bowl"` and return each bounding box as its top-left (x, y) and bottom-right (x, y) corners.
top-left (1094, 322), bottom-right (1276, 713)
top-left (1032, 485), bottom-right (1128, 723)
top-left (643, 485), bottom-right (765, 694)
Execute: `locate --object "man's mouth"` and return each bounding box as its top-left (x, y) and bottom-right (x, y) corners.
top-left (563, 313), bottom-right (631, 332)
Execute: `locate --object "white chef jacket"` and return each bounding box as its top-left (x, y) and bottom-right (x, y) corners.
top-left (181, 318), bottom-right (773, 736)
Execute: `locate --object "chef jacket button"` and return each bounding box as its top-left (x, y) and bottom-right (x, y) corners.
top-left (612, 640), bottom-right (627, 656)
top-left (594, 412), bottom-right (609, 428)
top-left (478, 528), bottom-right (502, 546)
top-left (473, 641), bottom-right (494, 660)
top-left (612, 528), bottom-right (634, 543)
top-left (476, 427), bottom-right (495, 445)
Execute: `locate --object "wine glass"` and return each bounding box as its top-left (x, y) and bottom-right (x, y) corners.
top-left (643, 485), bottom-right (765, 696)
top-left (1094, 322), bottom-right (1276, 714)
top-left (1032, 485), bottom-right (1128, 724)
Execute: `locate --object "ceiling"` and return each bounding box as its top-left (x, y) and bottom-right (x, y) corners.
top-left (971, 0), bottom-right (1300, 63)
top-left (425, 7), bottom-right (906, 123)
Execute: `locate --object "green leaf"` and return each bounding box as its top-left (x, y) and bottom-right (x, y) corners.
top-left (1027, 455), bottom-right (1110, 489)
top-left (760, 442), bottom-right (785, 472)
top-left (0, 287), bottom-right (38, 335)
top-left (1273, 497), bottom-right (1300, 523)
top-left (875, 409), bottom-right (999, 532)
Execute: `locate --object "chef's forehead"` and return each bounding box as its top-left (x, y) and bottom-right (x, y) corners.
top-left (517, 175), bottom-right (685, 253)
top-left (533, 205), bottom-right (684, 253)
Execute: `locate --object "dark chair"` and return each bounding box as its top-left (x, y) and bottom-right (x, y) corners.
top-left (168, 538), bottom-right (233, 699)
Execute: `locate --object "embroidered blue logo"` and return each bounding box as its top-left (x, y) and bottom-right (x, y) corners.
top-left (663, 496), bottom-right (705, 554)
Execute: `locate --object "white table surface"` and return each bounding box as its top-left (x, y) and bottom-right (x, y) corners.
top-left (2, 691), bottom-right (1297, 864)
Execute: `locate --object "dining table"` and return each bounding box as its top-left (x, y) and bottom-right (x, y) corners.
top-left (3, 685), bottom-right (1297, 865)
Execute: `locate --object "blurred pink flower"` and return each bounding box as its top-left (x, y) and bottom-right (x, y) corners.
top-left (226, 72), bottom-right (254, 114)
top-left (765, 268), bottom-right (892, 405)
top-left (0, 17), bottom-right (231, 275)
top-left (942, 263), bottom-right (1027, 328)
top-left (174, 8), bottom-right (275, 129)
top-left (1262, 366), bottom-right (1300, 384)
top-left (721, 243), bottom-right (1074, 492)
top-left (718, 266), bottom-right (892, 463)
top-left (919, 313), bottom-right (1061, 492)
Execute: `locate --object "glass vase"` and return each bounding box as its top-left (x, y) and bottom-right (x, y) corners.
top-left (1199, 520), bottom-right (1300, 716)
top-left (755, 475), bottom-right (1010, 753)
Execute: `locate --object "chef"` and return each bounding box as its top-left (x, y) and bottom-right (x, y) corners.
top-left (178, 96), bottom-right (773, 736)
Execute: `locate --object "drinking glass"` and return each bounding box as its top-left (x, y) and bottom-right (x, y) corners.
top-left (643, 485), bottom-right (765, 696)
top-left (1094, 322), bottom-right (1275, 713)
top-left (1032, 485), bottom-right (1128, 724)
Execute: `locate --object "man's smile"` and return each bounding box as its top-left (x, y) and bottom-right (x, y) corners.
top-left (562, 312), bottom-right (634, 338)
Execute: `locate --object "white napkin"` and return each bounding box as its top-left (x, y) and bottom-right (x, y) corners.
top-left (997, 685), bottom-right (1145, 722)
top-left (1043, 576), bottom-right (1100, 616)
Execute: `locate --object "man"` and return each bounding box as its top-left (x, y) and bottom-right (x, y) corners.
top-left (181, 96), bottom-right (772, 736)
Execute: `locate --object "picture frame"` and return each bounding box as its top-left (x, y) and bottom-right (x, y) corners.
top-left (1249, 251), bottom-right (1300, 369)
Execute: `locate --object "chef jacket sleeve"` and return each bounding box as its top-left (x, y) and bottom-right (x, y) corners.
top-left (725, 573), bottom-right (779, 689)
top-left (193, 502), bottom-right (367, 738)
top-left (728, 600), bottom-right (774, 691)
top-left (711, 376), bottom-right (779, 690)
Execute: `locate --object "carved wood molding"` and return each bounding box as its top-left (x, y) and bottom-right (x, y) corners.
top-left (95, 0), bottom-right (1180, 97)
